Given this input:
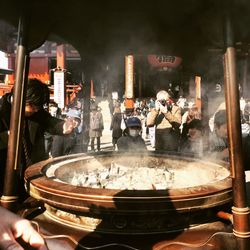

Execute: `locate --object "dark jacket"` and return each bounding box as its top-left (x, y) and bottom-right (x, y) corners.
top-left (51, 130), bottom-right (78, 157)
top-left (117, 135), bottom-right (147, 152)
top-left (0, 93), bottom-right (65, 166)
top-left (110, 112), bottom-right (122, 139)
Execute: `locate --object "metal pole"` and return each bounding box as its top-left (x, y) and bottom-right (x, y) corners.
top-left (223, 3), bottom-right (250, 249)
top-left (1, 14), bottom-right (30, 211)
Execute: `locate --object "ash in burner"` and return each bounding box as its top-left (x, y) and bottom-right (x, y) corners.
top-left (68, 159), bottom-right (229, 190)
top-left (71, 162), bottom-right (175, 190)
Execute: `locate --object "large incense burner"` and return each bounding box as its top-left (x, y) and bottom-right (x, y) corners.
top-left (25, 152), bottom-right (232, 234)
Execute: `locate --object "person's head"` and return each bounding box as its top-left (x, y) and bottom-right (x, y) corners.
top-left (66, 109), bottom-right (81, 128)
top-left (126, 117), bottom-right (142, 137)
top-left (156, 90), bottom-right (170, 106)
top-left (187, 119), bottom-right (203, 141)
top-left (49, 102), bottom-right (58, 117)
top-left (25, 79), bottom-right (50, 116)
top-left (187, 104), bottom-right (201, 121)
top-left (214, 110), bottom-right (228, 139)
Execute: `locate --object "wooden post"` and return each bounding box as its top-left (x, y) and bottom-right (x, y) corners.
top-left (1, 14), bottom-right (30, 211)
top-left (125, 55), bottom-right (134, 111)
top-left (223, 3), bottom-right (250, 249)
top-left (195, 75), bottom-right (202, 113)
top-left (56, 44), bottom-right (65, 69)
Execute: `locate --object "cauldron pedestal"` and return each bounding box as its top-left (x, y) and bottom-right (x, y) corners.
top-left (30, 212), bottom-right (236, 250)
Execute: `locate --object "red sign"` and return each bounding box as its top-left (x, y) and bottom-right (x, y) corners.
top-left (147, 55), bottom-right (182, 69)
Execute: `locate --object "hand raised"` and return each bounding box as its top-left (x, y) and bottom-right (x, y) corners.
top-left (63, 118), bottom-right (78, 134)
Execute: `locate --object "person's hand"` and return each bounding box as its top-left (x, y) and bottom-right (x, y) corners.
top-left (155, 100), bottom-right (161, 111)
top-left (0, 206), bottom-right (48, 250)
top-left (160, 104), bottom-right (168, 113)
top-left (63, 118), bottom-right (78, 134)
top-left (158, 100), bottom-right (170, 113)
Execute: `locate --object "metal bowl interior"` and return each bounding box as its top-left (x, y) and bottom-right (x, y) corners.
top-left (45, 153), bottom-right (230, 190)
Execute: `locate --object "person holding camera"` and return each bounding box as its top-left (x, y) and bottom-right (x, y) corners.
top-left (147, 90), bottom-right (182, 152)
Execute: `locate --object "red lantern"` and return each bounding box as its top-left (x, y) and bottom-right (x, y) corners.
top-left (147, 55), bottom-right (182, 69)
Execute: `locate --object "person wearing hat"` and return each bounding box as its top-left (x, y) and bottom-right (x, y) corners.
top-left (89, 103), bottom-right (104, 152)
top-left (51, 109), bottom-right (82, 157)
top-left (117, 116), bottom-right (147, 152)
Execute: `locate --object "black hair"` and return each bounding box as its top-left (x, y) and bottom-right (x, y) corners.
top-left (187, 119), bottom-right (203, 131)
top-left (26, 78), bottom-right (50, 107)
top-left (214, 110), bottom-right (227, 128)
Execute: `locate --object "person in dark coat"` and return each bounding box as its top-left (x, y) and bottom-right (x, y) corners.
top-left (110, 106), bottom-right (123, 150)
top-left (0, 78), bottom-right (75, 195)
top-left (51, 109), bottom-right (82, 157)
top-left (117, 117), bottom-right (147, 152)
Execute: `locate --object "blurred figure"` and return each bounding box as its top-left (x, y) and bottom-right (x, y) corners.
top-left (176, 96), bottom-right (187, 110)
top-left (89, 103), bottom-right (104, 152)
top-left (110, 106), bottom-right (123, 150)
top-left (44, 102), bottom-right (61, 155)
top-left (100, 80), bottom-right (107, 98)
top-left (0, 206), bottom-right (47, 250)
top-left (179, 119), bottom-right (208, 157)
top-left (243, 99), bottom-right (250, 124)
top-left (181, 103), bottom-right (201, 138)
top-left (147, 90), bottom-right (181, 152)
top-left (209, 109), bottom-right (250, 170)
top-left (209, 110), bottom-right (229, 161)
top-left (117, 117), bottom-right (147, 151)
top-left (0, 79), bottom-right (75, 196)
top-left (241, 110), bottom-right (250, 138)
top-left (51, 109), bottom-right (82, 157)
top-left (146, 101), bottom-right (156, 148)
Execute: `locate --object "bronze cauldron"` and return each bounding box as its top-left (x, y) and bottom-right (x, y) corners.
top-left (24, 152), bottom-right (232, 234)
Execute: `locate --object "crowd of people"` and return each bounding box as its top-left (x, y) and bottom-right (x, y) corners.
top-left (1, 78), bottom-right (250, 249)
top-left (2, 79), bottom-right (250, 191)
top-left (108, 89), bottom-right (250, 171)
top-left (32, 84), bottom-right (250, 168)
